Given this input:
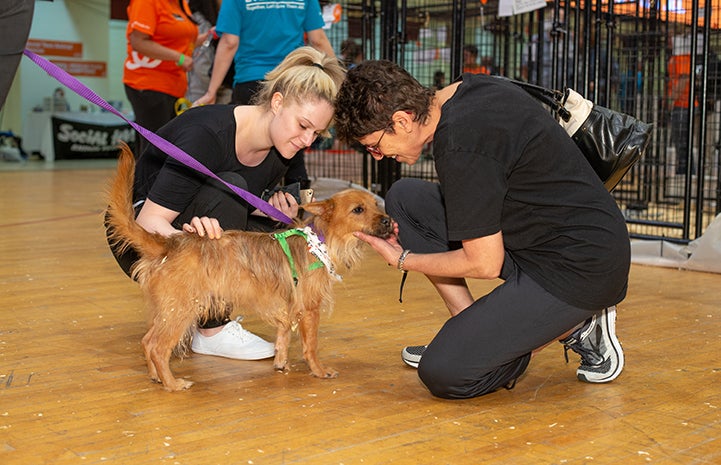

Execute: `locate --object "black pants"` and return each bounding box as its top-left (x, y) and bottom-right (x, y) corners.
top-left (386, 178), bottom-right (595, 399)
top-left (105, 172), bottom-right (280, 328)
top-left (232, 80), bottom-right (263, 106)
top-left (124, 85), bottom-right (177, 158)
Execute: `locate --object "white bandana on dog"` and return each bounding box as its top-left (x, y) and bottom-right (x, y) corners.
top-left (301, 226), bottom-right (341, 281)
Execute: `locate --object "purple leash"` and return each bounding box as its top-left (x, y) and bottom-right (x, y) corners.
top-left (23, 49), bottom-right (293, 225)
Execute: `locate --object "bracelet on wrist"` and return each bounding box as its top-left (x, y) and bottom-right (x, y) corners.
top-left (397, 249), bottom-right (411, 272)
top-left (176, 53), bottom-right (185, 67)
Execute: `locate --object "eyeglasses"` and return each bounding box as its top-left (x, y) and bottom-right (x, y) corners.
top-left (365, 130), bottom-right (387, 157)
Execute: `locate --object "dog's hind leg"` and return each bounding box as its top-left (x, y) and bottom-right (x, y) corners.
top-left (143, 313), bottom-right (195, 391)
top-left (298, 307), bottom-right (338, 379)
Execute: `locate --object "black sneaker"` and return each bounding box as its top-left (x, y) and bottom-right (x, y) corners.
top-left (401, 345), bottom-right (427, 368)
top-left (560, 306), bottom-right (624, 383)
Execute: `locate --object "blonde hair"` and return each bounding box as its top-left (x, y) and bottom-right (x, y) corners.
top-left (252, 46), bottom-right (346, 111)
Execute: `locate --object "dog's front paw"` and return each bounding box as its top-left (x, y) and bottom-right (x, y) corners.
top-left (163, 378), bottom-right (194, 391)
top-left (274, 362), bottom-right (289, 374)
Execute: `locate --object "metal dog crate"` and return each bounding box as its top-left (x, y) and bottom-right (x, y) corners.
top-left (306, 0), bottom-right (721, 242)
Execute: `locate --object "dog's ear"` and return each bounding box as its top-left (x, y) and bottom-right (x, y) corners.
top-left (301, 198), bottom-right (333, 218)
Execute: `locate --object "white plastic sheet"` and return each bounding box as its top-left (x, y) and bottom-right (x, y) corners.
top-left (631, 213), bottom-right (721, 274)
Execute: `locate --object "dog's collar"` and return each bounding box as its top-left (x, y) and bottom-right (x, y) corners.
top-left (272, 227), bottom-right (341, 282)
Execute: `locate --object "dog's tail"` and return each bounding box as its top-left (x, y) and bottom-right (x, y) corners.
top-left (106, 143), bottom-right (168, 261)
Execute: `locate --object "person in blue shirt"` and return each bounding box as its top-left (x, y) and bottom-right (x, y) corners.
top-left (193, 0), bottom-right (335, 190)
top-left (194, 0), bottom-right (335, 107)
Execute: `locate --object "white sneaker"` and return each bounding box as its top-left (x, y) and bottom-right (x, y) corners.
top-left (192, 318), bottom-right (275, 360)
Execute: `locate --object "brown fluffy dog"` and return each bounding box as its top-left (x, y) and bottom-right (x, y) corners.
top-left (106, 146), bottom-right (393, 391)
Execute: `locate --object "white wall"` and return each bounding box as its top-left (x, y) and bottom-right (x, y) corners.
top-left (109, 19), bottom-right (130, 108)
top-left (1, 0), bottom-right (129, 137)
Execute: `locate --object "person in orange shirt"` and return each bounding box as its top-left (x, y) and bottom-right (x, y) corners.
top-left (667, 37), bottom-right (699, 175)
top-left (123, 0), bottom-right (209, 157)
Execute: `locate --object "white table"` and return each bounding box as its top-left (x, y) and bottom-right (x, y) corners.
top-left (22, 111), bottom-right (135, 161)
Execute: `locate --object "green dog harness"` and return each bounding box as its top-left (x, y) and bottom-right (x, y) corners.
top-left (272, 226), bottom-right (341, 284)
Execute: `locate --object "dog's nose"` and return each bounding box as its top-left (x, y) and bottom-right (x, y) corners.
top-left (381, 216), bottom-right (392, 228)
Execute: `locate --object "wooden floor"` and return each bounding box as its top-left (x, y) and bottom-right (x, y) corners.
top-left (1, 162), bottom-right (720, 465)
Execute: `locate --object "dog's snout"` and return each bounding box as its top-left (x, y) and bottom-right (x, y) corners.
top-left (373, 215), bottom-right (393, 238)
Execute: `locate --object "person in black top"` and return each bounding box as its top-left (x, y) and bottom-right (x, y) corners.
top-left (333, 60), bottom-right (630, 399)
top-left (106, 46), bottom-right (345, 361)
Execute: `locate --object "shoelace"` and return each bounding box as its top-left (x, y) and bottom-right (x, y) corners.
top-left (224, 317), bottom-right (252, 343)
top-left (562, 314), bottom-right (598, 364)
top-left (563, 335), bottom-right (603, 366)
top-left (562, 344), bottom-right (575, 364)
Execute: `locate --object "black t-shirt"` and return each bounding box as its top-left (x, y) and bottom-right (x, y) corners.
top-left (434, 74), bottom-right (630, 310)
top-left (133, 105), bottom-right (290, 212)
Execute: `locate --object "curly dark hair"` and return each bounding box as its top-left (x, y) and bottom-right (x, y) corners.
top-left (333, 60), bottom-right (435, 143)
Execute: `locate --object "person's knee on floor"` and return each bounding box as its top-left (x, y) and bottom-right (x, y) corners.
top-left (418, 349), bottom-right (531, 399)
